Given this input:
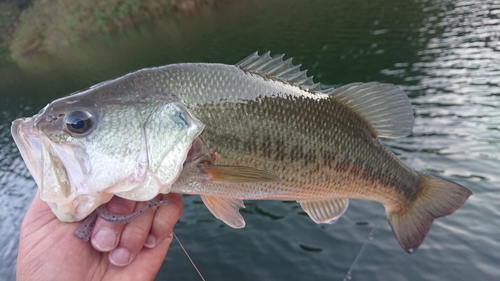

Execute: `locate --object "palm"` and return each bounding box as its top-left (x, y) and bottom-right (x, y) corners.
top-left (17, 191), bottom-right (183, 281)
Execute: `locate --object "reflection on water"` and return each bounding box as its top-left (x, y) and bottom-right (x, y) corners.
top-left (355, 1), bottom-right (500, 280)
top-left (0, 121), bottom-right (36, 280)
top-left (0, 0), bottom-right (499, 280)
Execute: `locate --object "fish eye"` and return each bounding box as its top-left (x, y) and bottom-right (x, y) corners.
top-left (65, 109), bottom-right (94, 136)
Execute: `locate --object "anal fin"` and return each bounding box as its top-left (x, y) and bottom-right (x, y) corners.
top-left (200, 195), bottom-right (246, 228)
top-left (299, 198), bottom-right (349, 224)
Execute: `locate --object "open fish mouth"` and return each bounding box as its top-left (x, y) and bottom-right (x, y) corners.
top-left (12, 117), bottom-right (43, 188)
top-left (11, 116), bottom-right (112, 222)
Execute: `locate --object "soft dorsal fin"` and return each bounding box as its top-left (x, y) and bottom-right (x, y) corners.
top-left (299, 198), bottom-right (349, 224)
top-left (236, 51), bottom-right (321, 91)
top-left (325, 82), bottom-right (414, 138)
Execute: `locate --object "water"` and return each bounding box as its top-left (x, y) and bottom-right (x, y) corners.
top-left (1, 0), bottom-right (499, 280)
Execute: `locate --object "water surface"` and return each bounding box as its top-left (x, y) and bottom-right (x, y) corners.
top-left (1, 0), bottom-right (499, 280)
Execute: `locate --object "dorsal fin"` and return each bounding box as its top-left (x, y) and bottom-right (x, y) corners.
top-left (236, 51), bottom-right (320, 90)
top-left (325, 82), bottom-right (414, 138)
top-left (236, 52), bottom-right (414, 138)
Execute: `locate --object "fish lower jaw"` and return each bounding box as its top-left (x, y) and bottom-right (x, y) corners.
top-left (45, 192), bottom-right (114, 222)
top-left (46, 201), bottom-right (76, 222)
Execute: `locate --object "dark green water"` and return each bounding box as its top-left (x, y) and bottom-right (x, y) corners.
top-left (1, 0), bottom-right (499, 280)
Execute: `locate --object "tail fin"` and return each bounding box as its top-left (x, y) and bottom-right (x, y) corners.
top-left (387, 173), bottom-right (472, 253)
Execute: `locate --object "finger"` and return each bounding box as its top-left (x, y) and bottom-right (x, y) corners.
top-left (144, 193), bottom-right (183, 248)
top-left (21, 189), bottom-right (56, 231)
top-left (128, 232), bottom-right (175, 278)
top-left (91, 197), bottom-right (136, 252)
top-left (108, 199), bottom-right (159, 266)
top-left (108, 232), bottom-right (176, 279)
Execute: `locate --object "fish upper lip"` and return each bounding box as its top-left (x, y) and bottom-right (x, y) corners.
top-left (13, 117), bottom-right (41, 138)
top-left (11, 117), bottom-right (43, 188)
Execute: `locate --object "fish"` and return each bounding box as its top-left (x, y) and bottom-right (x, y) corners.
top-left (11, 52), bottom-right (472, 253)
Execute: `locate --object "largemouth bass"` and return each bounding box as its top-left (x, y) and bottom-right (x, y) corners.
top-left (12, 52), bottom-right (471, 252)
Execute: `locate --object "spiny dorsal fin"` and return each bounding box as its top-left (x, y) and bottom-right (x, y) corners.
top-left (325, 82), bottom-right (414, 138)
top-left (237, 51), bottom-right (321, 90)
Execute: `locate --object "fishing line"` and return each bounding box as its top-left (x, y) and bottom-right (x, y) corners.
top-left (342, 139), bottom-right (424, 281)
top-left (343, 213), bottom-right (383, 281)
top-left (173, 231), bottom-right (206, 281)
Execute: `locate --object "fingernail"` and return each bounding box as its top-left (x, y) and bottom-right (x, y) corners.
top-left (144, 235), bottom-right (156, 248)
top-left (109, 248), bottom-right (131, 266)
top-left (92, 227), bottom-right (117, 252)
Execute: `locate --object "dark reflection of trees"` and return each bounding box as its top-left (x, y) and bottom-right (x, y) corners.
top-left (5, 0), bottom-right (432, 86)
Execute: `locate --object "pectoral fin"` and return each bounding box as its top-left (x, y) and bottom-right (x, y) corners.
top-left (202, 165), bottom-right (281, 183)
top-left (200, 195), bottom-right (246, 228)
top-left (299, 198), bottom-right (349, 224)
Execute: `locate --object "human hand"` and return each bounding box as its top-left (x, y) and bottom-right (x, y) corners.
top-left (16, 190), bottom-right (183, 281)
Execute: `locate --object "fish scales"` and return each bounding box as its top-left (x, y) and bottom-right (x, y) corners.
top-left (131, 63), bottom-right (420, 206)
top-left (11, 52), bottom-right (471, 253)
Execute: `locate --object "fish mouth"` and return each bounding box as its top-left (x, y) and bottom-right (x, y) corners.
top-left (12, 117), bottom-right (109, 222)
top-left (12, 117), bottom-right (43, 188)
